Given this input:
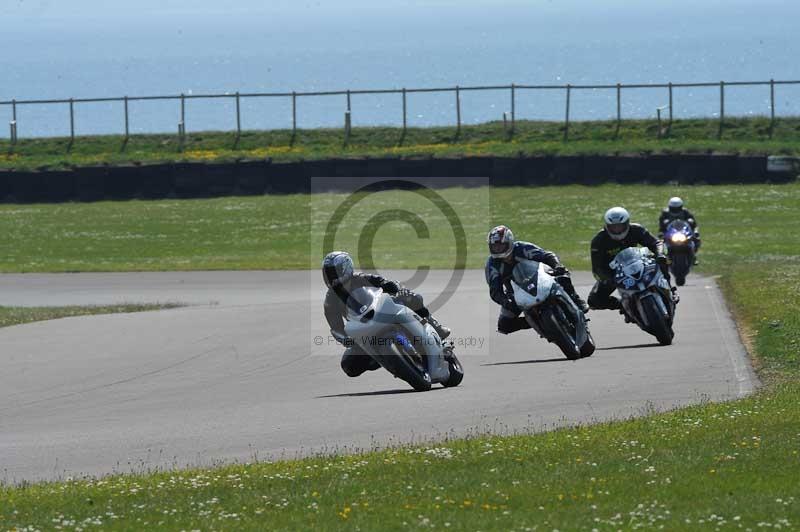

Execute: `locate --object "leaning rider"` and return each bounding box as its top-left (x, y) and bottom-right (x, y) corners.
top-left (322, 251), bottom-right (451, 377)
top-left (589, 207), bottom-right (679, 311)
top-left (658, 196), bottom-right (701, 264)
top-left (485, 225), bottom-right (589, 335)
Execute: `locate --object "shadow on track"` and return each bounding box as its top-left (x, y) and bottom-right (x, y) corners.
top-left (480, 357), bottom-right (567, 367)
top-left (597, 342), bottom-right (662, 351)
top-left (316, 387), bottom-right (445, 399)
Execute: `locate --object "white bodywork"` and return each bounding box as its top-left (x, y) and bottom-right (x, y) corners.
top-left (342, 287), bottom-right (451, 383)
top-left (510, 260), bottom-right (555, 309)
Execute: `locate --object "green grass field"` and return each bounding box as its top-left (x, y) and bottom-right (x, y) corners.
top-left (1, 183), bottom-right (798, 530)
top-left (0, 303), bottom-right (184, 329)
top-left (1, 116), bottom-right (799, 170)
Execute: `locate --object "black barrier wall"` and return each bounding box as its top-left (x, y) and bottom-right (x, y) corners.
top-left (0, 155), bottom-right (790, 203)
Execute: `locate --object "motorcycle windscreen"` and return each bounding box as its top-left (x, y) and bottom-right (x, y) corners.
top-left (667, 219), bottom-right (691, 233)
top-left (511, 260), bottom-right (540, 294)
top-left (611, 247), bottom-right (650, 283)
top-left (344, 286), bottom-right (381, 318)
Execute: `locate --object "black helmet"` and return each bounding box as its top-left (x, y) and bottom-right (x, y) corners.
top-left (322, 251), bottom-right (354, 288)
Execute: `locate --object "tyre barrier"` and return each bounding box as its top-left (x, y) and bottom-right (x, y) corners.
top-left (0, 154), bottom-right (792, 203)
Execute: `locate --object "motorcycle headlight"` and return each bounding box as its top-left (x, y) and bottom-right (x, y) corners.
top-left (671, 233), bottom-right (688, 244)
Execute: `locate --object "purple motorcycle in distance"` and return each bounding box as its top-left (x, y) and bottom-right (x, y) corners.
top-left (663, 219), bottom-right (696, 286)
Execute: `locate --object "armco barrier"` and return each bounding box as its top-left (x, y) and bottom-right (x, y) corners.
top-left (0, 154), bottom-right (791, 203)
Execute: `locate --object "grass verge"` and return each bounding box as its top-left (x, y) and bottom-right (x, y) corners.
top-left (1, 116), bottom-right (799, 170)
top-left (0, 183), bottom-right (798, 529)
top-left (1, 388), bottom-right (797, 530)
top-left (0, 303), bottom-right (185, 329)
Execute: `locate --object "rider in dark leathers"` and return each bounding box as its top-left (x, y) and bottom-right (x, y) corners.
top-left (322, 251), bottom-right (450, 377)
top-left (485, 225), bottom-right (588, 335)
top-left (658, 196), bottom-right (701, 263)
top-left (589, 207), bottom-right (677, 311)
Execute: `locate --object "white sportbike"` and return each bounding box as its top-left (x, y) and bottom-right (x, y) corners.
top-left (341, 286), bottom-right (464, 391)
top-left (511, 260), bottom-right (595, 359)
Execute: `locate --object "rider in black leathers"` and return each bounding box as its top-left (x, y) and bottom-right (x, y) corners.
top-left (658, 196), bottom-right (701, 263)
top-left (322, 251), bottom-right (450, 377)
top-left (589, 207), bottom-right (677, 311)
top-left (485, 225), bottom-right (588, 335)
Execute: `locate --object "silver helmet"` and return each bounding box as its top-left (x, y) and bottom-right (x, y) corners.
top-left (668, 196), bottom-right (684, 213)
top-left (603, 207), bottom-right (631, 241)
top-left (322, 251), bottom-right (354, 288)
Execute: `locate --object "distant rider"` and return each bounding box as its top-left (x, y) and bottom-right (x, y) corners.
top-left (658, 196), bottom-right (701, 264)
top-left (322, 251), bottom-right (451, 377)
top-left (589, 207), bottom-right (679, 311)
top-left (485, 225), bottom-right (589, 335)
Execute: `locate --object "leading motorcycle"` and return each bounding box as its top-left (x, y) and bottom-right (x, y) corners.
top-left (341, 286), bottom-right (463, 391)
top-left (610, 247), bottom-right (676, 345)
top-left (510, 260), bottom-right (595, 360)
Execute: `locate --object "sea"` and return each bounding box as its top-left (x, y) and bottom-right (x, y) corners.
top-left (2, 0), bottom-right (799, 138)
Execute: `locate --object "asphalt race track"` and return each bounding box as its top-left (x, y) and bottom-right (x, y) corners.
top-left (0, 271), bottom-right (756, 482)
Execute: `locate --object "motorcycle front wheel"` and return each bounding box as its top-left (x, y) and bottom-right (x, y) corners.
top-left (540, 304), bottom-right (582, 360)
top-left (380, 331), bottom-right (432, 391)
top-left (670, 253), bottom-right (691, 286)
top-left (579, 331), bottom-right (596, 357)
top-left (641, 296), bottom-right (674, 346)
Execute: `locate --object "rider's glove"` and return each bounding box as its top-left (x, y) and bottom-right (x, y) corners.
top-left (551, 264), bottom-right (568, 277)
top-left (395, 287), bottom-right (413, 299)
top-left (381, 280), bottom-right (401, 294)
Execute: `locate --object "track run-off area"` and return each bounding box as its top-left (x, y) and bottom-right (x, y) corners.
top-left (0, 270), bottom-right (755, 482)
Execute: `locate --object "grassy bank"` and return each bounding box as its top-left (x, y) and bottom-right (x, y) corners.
top-left (1, 116), bottom-right (799, 170)
top-left (2, 386), bottom-right (798, 530)
top-left (0, 183), bottom-right (796, 274)
top-left (0, 303), bottom-right (184, 329)
top-left (1, 184), bottom-right (798, 530)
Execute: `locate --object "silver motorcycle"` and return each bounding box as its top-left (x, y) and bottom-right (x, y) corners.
top-left (511, 260), bottom-right (595, 360)
top-left (610, 247), bottom-right (676, 345)
top-left (341, 286), bottom-right (464, 391)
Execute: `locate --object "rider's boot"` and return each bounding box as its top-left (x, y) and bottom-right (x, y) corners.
top-left (571, 292), bottom-right (590, 314)
top-left (427, 315), bottom-right (451, 340)
top-left (557, 276), bottom-right (589, 314)
top-left (671, 286), bottom-right (680, 304)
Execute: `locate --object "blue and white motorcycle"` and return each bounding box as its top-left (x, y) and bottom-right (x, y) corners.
top-left (663, 219), bottom-right (696, 286)
top-left (610, 247), bottom-right (676, 345)
top-left (341, 286), bottom-right (464, 392)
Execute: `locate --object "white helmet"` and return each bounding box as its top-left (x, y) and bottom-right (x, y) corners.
top-left (604, 207), bottom-right (630, 241)
top-left (322, 251), bottom-right (354, 288)
top-left (668, 197), bottom-right (684, 213)
top-left (487, 225), bottom-right (515, 259)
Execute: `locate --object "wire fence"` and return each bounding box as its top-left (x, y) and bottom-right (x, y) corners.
top-left (2, 79), bottom-right (799, 146)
